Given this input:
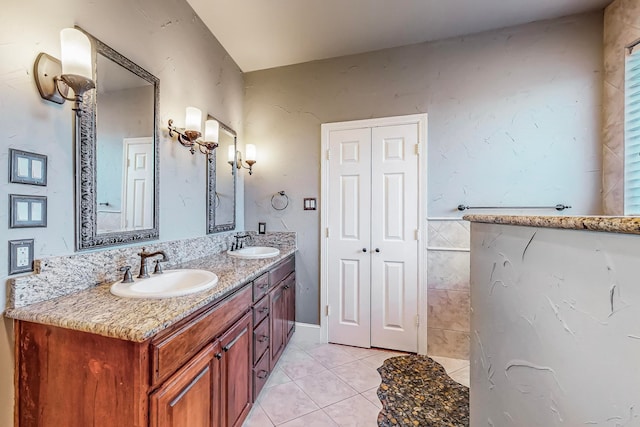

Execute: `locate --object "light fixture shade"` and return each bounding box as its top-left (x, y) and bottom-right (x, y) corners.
top-left (245, 144), bottom-right (257, 162)
top-left (60, 28), bottom-right (92, 79)
top-left (228, 145), bottom-right (236, 163)
top-left (185, 107), bottom-right (202, 133)
top-left (204, 119), bottom-right (219, 143)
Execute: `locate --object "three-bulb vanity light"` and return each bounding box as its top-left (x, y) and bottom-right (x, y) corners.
top-left (167, 107), bottom-right (220, 158)
top-left (34, 28), bottom-right (96, 115)
top-left (228, 144), bottom-right (257, 175)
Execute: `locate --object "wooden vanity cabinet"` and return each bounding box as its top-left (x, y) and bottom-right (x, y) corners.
top-left (150, 342), bottom-right (221, 427)
top-left (251, 255), bottom-right (296, 399)
top-left (15, 255), bottom-right (296, 427)
top-left (16, 284), bottom-right (252, 427)
top-left (219, 312), bottom-right (252, 427)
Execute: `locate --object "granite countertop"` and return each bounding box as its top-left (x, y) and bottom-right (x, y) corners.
top-left (4, 244), bottom-right (296, 343)
top-left (463, 215), bottom-right (640, 235)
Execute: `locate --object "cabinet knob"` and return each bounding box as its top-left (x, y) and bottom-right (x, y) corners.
top-left (258, 335), bottom-right (269, 343)
top-left (284, 285), bottom-right (290, 289)
top-left (257, 370), bottom-right (269, 379)
top-left (362, 248), bottom-right (367, 252)
top-left (375, 248), bottom-right (380, 253)
top-left (259, 307), bottom-right (269, 314)
top-left (215, 353), bottom-right (222, 360)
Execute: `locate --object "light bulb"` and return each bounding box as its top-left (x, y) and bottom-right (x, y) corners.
top-left (246, 144), bottom-right (257, 162)
top-left (185, 107), bottom-right (202, 133)
top-left (204, 119), bottom-right (219, 143)
top-left (60, 28), bottom-right (92, 79)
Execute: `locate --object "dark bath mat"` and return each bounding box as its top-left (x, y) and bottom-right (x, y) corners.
top-left (377, 355), bottom-right (469, 427)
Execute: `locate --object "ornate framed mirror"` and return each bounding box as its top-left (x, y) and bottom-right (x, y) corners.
top-left (207, 117), bottom-right (236, 233)
top-left (76, 31), bottom-right (160, 250)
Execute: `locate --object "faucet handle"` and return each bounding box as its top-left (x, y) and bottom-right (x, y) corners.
top-left (153, 259), bottom-right (165, 274)
top-left (119, 265), bottom-right (134, 283)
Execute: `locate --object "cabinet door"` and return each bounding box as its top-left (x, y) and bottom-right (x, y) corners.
top-left (220, 312), bottom-right (253, 427)
top-left (150, 342), bottom-right (221, 427)
top-left (284, 273), bottom-right (296, 342)
top-left (270, 281), bottom-right (287, 368)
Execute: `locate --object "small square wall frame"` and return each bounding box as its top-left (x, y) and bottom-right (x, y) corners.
top-left (9, 239), bottom-right (34, 275)
top-left (9, 149), bottom-right (47, 186)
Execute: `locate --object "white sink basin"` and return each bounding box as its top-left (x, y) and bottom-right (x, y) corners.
top-left (110, 269), bottom-right (219, 299)
top-left (227, 246), bottom-right (280, 259)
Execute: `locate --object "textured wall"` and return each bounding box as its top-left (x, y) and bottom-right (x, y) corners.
top-left (602, 0), bottom-right (640, 214)
top-left (470, 222), bottom-right (640, 425)
top-left (244, 13), bottom-right (604, 326)
top-left (0, 1), bottom-right (243, 425)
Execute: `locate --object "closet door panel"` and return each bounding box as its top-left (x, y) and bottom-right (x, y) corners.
top-left (327, 127), bottom-right (372, 348)
top-left (370, 124), bottom-right (419, 353)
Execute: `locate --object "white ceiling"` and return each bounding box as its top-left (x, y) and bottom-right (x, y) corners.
top-left (187, 0), bottom-right (612, 72)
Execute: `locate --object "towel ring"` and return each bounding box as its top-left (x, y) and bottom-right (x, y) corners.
top-left (271, 191), bottom-right (289, 211)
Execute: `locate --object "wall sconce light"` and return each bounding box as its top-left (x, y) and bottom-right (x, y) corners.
top-left (34, 28), bottom-right (96, 115)
top-left (168, 107), bottom-right (219, 159)
top-left (228, 144), bottom-right (257, 175)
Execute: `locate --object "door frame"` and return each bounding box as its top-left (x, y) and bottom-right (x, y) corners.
top-left (320, 113), bottom-right (428, 355)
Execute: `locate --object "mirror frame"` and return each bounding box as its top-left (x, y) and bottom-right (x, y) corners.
top-left (207, 117), bottom-right (236, 234)
top-left (76, 32), bottom-right (160, 250)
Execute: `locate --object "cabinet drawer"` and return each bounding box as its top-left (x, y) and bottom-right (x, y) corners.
top-left (270, 255), bottom-right (294, 287)
top-left (252, 272), bottom-right (270, 302)
top-left (253, 351), bottom-right (270, 400)
top-left (253, 295), bottom-right (270, 326)
top-left (151, 285), bottom-right (251, 385)
top-left (253, 317), bottom-right (270, 363)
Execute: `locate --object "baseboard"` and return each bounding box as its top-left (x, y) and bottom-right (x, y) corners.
top-left (294, 322), bottom-right (324, 343)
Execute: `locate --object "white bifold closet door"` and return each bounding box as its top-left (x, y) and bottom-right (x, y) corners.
top-left (327, 123), bottom-right (419, 353)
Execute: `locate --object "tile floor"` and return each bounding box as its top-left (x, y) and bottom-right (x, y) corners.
top-left (243, 333), bottom-right (470, 427)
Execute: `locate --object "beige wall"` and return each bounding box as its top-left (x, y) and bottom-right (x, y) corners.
top-left (602, 0), bottom-right (640, 214)
top-left (0, 1), bottom-right (244, 424)
top-left (244, 12), bottom-right (604, 343)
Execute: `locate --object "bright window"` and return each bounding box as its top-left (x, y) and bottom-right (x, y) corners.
top-left (624, 48), bottom-right (640, 215)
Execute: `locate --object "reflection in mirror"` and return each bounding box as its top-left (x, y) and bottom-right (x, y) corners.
top-left (76, 31), bottom-right (159, 250)
top-left (207, 118), bottom-right (236, 233)
top-left (96, 55), bottom-right (154, 233)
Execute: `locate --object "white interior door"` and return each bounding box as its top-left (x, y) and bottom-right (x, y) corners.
top-left (327, 128), bottom-right (372, 348)
top-left (122, 137), bottom-right (154, 230)
top-left (370, 124), bottom-right (419, 353)
top-left (327, 122), bottom-right (420, 353)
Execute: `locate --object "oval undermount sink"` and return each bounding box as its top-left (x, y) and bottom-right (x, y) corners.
top-left (227, 246), bottom-right (280, 259)
top-left (110, 269), bottom-right (219, 299)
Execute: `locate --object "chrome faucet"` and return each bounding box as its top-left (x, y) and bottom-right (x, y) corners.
top-left (137, 247), bottom-right (168, 278)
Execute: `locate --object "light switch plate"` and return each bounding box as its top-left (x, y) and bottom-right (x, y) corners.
top-left (9, 239), bottom-right (34, 275)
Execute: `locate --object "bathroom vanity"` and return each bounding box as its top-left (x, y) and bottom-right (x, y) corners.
top-left (7, 243), bottom-right (296, 427)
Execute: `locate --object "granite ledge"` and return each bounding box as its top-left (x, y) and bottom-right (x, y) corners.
top-left (463, 215), bottom-right (640, 235)
top-left (5, 245), bottom-right (296, 343)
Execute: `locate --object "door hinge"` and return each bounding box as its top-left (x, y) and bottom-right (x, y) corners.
top-left (326, 227), bottom-right (330, 238)
top-left (415, 229), bottom-right (420, 241)
top-left (327, 149), bottom-right (331, 160)
top-left (415, 144), bottom-right (420, 155)
top-left (326, 305), bottom-right (331, 316)
top-left (415, 315), bottom-right (420, 326)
